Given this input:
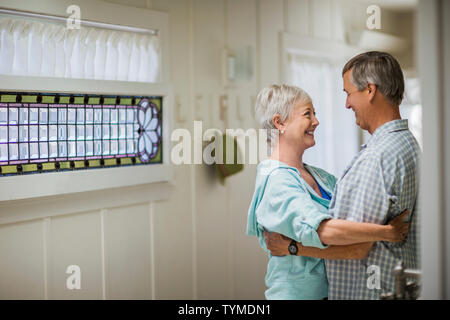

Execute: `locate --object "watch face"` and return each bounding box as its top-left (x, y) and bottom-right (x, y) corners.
top-left (288, 244), bottom-right (298, 255)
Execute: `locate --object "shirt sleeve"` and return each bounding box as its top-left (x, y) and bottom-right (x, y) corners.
top-left (329, 153), bottom-right (391, 224)
top-left (255, 169), bottom-right (332, 248)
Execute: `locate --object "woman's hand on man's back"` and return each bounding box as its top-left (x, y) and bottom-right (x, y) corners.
top-left (263, 231), bottom-right (292, 256)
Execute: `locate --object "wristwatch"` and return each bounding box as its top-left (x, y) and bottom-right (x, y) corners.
top-left (288, 240), bottom-right (298, 255)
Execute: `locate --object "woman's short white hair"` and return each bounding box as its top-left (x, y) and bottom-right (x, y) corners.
top-left (254, 84), bottom-right (312, 143)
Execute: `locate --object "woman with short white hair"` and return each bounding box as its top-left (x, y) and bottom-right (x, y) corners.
top-left (246, 84), bottom-right (409, 300)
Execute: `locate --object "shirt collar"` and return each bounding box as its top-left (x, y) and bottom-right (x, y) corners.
top-left (363, 119), bottom-right (409, 149)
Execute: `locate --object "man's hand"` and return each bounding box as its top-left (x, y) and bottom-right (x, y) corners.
top-left (387, 209), bottom-right (410, 242)
top-left (263, 231), bottom-right (294, 256)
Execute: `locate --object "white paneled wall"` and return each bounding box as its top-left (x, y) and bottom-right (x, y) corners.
top-left (0, 0), bottom-right (406, 299)
top-left (0, 219), bottom-right (45, 299)
top-left (259, 0), bottom-right (285, 87)
top-left (103, 204), bottom-right (153, 299)
top-left (286, 0), bottom-right (310, 36)
top-left (48, 211), bottom-right (103, 299)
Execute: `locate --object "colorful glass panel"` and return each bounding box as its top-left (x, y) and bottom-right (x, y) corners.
top-left (0, 92), bottom-right (162, 176)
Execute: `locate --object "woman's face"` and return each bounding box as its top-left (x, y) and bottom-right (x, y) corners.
top-left (282, 101), bottom-right (319, 151)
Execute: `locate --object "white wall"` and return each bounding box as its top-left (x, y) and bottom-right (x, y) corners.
top-left (417, 0), bottom-right (450, 299)
top-left (0, 0), bottom-right (416, 299)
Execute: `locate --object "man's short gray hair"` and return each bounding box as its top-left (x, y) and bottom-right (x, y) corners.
top-left (342, 51), bottom-right (405, 106)
top-left (254, 84), bottom-right (312, 144)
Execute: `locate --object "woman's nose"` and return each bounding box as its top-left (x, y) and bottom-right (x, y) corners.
top-left (313, 115), bottom-right (319, 127)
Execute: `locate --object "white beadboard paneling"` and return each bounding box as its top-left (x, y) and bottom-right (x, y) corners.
top-left (227, 0), bottom-right (258, 88)
top-left (0, 182), bottom-right (173, 226)
top-left (226, 0), bottom-right (262, 300)
top-left (193, 0), bottom-right (225, 91)
top-left (259, 0), bottom-right (285, 87)
top-left (286, 0), bottom-right (310, 36)
top-left (191, 0), bottom-right (229, 299)
top-left (228, 164), bottom-right (268, 299)
top-left (0, 220), bottom-right (45, 299)
top-left (104, 204), bottom-right (152, 299)
top-left (226, 91), bottom-right (256, 129)
top-left (340, 0), bottom-right (367, 37)
top-left (195, 165), bottom-right (229, 299)
top-left (152, 166), bottom-right (194, 299)
top-left (331, 0), bottom-right (346, 41)
top-left (311, 0), bottom-right (332, 39)
top-left (227, 0), bottom-right (257, 49)
top-left (48, 211), bottom-right (103, 299)
top-left (192, 0), bottom-right (225, 131)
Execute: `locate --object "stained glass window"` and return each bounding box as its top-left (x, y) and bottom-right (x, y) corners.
top-left (0, 92), bottom-right (162, 176)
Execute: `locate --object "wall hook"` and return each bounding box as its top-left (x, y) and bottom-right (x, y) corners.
top-left (219, 95), bottom-right (228, 122)
top-left (235, 95), bottom-right (244, 122)
top-left (175, 94), bottom-right (186, 123)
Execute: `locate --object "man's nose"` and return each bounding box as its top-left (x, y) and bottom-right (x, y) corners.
top-left (345, 99), bottom-right (351, 109)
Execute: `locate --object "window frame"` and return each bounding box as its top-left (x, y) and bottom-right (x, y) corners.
top-left (0, 0), bottom-right (173, 201)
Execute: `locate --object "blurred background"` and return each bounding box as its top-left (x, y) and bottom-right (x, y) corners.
top-left (0, 0), bottom-right (448, 299)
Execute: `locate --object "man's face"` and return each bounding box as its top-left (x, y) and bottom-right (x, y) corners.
top-left (343, 69), bottom-right (370, 131)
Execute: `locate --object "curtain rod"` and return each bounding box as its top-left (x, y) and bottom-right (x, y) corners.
top-left (0, 7), bottom-right (158, 36)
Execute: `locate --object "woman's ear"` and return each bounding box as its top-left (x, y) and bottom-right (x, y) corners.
top-left (272, 114), bottom-right (284, 131)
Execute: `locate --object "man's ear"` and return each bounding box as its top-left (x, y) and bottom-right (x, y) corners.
top-left (272, 114), bottom-right (284, 130)
top-left (367, 83), bottom-right (377, 102)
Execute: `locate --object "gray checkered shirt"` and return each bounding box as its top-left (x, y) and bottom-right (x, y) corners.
top-left (325, 119), bottom-right (421, 300)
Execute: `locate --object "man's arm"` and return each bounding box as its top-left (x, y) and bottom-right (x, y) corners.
top-left (316, 210), bottom-right (409, 245)
top-left (263, 231), bottom-right (374, 260)
top-left (300, 242), bottom-right (374, 260)
top-left (317, 152), bottom-right (412, 246)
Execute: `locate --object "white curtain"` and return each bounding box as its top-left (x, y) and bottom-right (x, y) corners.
top-left (0, 18), bottom-right (160, 83)
top-left (288, 55), bottom-right (359, 177)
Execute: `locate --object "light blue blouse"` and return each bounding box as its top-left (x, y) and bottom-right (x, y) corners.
top-left (246, 159), bottom-right (337, 300)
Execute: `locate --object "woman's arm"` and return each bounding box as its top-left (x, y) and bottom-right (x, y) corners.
top-left (316, 210), bottom-right (410, 245)
top-left (254, 170), bottom-right (335, 249)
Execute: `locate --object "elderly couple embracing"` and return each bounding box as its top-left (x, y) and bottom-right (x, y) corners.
top-left (246, 51), bottom-right (420, 300)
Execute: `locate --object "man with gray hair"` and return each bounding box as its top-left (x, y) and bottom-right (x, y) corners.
top-left (264, 51), bottom-right (421, 299)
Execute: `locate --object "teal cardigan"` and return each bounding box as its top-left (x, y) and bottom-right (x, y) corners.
top-left (246, 159), bottom-right (337, 300)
